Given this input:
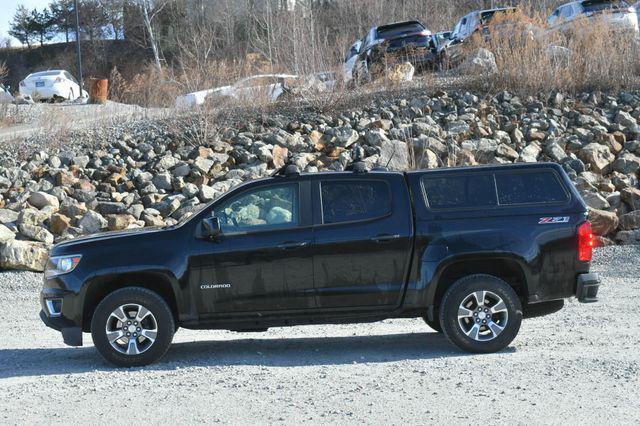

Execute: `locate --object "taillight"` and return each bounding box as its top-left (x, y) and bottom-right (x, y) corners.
top-left (55, 77), bottom-right (63, 83)
top-left (578, 221), bottom-right (594, 262)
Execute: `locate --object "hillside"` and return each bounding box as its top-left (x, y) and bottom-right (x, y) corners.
top-left (0, 40), bottom-right (151, 90)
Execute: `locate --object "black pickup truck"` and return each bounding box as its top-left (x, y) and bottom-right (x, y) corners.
top-left (40, 162), bottom-right (600, 367)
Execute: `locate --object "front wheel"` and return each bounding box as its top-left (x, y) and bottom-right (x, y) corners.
top-left (91, 287), bottom-right (175, 367)
top-left (440, 274), bottom-right (522, 353)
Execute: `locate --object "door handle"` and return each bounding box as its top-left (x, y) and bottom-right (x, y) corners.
top-left (371, 234), bottom-right (400, 243)
top-left (278, 241), bottom-right (309, 250)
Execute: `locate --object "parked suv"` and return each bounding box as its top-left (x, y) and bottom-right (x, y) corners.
top-left (343, 40), bottom-right (363, 83)
top-left (548, 1), bottom-right (638, 33)
top-left (352, 20), bottom-right (436, 82)
top-left (440, 7), bottom-right (517, 69)
top-left (40, 163), bottom-right (600, 367)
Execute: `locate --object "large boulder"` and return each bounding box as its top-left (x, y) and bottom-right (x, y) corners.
top-left (612, 153), bottom-right (640, 174)
top-left (79, 210), bottom-right (107, 234)
top-left (107, 214), bottom-right (137, 231)
top-left (0, 240), bottom-right (49, 272)
top-left (18, 209), bottom-right (50, 226)
top-left (621, 187), bottom-right (640, 210)
top-left (377, 140), bottom-right (410, 171)
top-left (588, 208), bottom-right (619, 236)
top-left (579, 143), bottom-right (615, 173)
top-left (0, 209), bottom-right (19, 224)
top-left (620, 210), bottom-right (640, 231)
top-left (28, 192), bottom-right (60, 210)
top-left (582, 192), bottom-right (610, 210)
top-left (0, 224), bottom-right (15, 243)
top-left (50, 213), bottom-right (72, 236)
top-left (18, 224), bottom-right (54, 245)
top-left (615, 229), bottom-right (640, 245)
top-left (455, 48), bottom-right (498, 75)
top-left (387, 62), bottom-right (415, 83)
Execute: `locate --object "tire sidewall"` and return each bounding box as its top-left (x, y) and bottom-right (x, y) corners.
top-left (91, 287), bottom-right (175, 367)
top-left (440, 275), bottom-right (523, 354)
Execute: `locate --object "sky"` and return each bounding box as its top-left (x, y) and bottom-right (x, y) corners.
top-left (1, 0), bottom-right (52, 45)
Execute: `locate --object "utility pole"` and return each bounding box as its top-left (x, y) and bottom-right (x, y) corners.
top-left (74, 0), bottom-right (84, 96)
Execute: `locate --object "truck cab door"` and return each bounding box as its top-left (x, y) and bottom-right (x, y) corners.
top-left (191, 180), bottom-right (315, 316)
top-left (311, 174), bottom-right (413, 309)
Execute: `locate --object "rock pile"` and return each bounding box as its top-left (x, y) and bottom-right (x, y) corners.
top-left (1, 88), bottom-right (639, 271)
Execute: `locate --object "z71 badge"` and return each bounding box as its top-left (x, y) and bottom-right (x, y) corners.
top-left (538, 217), bottom-right (570, 224)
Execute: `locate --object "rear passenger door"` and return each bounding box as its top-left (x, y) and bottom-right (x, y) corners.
top-left (311, 175), bottom-right (413, 309)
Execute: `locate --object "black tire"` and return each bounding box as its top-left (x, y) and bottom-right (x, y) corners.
top-left (91, 287), bottom-right (175, 367)
top-left (422, 316), bottom-right (442, 333)
top-left (440, 274), bottom-right (522, 354)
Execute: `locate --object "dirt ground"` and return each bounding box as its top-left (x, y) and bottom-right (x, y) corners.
top-left (0, 245), bottom-right (638, 424)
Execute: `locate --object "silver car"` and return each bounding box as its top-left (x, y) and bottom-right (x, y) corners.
top-left (548, 1), bottom-right (639, 33)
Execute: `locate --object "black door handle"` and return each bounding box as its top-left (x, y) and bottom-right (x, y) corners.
top-left (278, 241), bottom-right (309, 250)
top-left (371, 234), bottom-right (400, 243)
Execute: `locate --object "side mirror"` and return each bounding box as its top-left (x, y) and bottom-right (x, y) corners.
top-left (202, 217), bottom-right (221, 239)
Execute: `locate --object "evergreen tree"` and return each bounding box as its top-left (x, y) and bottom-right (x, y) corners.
top-left (30, 8), bottom-right (56, 47)
top-left (8, 6), bottom-right (36, 48)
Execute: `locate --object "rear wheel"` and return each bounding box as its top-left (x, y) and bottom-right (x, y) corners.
top-left (91, 287), bottom-right (175, 367)
top-left (440, 274), bottom-right (522, 353)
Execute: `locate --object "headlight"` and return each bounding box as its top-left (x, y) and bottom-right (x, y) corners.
top-left (45, 255), bottom-right (82, 279)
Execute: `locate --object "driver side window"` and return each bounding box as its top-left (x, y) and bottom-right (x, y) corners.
top-left (213, 184), bottom-right (298, 233)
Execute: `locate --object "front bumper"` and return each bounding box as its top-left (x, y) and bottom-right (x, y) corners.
top-left (40, 283), bottom-right (84, 347)
top-left (39, 310), bottom-right (83, 346)
top-left (576, 273), bottom-right (600, 303)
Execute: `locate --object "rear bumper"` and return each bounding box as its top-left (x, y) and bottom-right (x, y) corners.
top-left (576, 273), bottom-right (600, 303)
top-left (372, 51), bottom-right (437, 69)
top-left (19, 87), bottom-right (66, 99)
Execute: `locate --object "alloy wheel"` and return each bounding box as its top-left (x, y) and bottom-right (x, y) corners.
top-left (457, 290), bottom-right (509, 342)
top-left (105, 304), bottom-right (158, 355)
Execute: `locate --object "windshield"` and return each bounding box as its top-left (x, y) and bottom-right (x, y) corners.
top-left (582, 0), bottom-right (630, 13)
top-left (480, 8), bottom-right (516, 24)
top-left (29, 71), bottom-right (62, 78)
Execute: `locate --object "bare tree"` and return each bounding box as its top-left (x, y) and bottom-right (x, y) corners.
top-left (133, 0), bottom-right (170, 72)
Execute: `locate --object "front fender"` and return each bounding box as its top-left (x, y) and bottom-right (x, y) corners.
top-left (78, 265), bottom-right (187, 330)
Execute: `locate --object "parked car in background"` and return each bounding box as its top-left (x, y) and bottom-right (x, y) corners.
top-left (432, 31), bottom-right (453, 52)
top-left (19, 70), bottom-right (84, 101)
top-left (548, 1), bottom-right (638, 33)
top-left (343, 40), bottom-right (363, 83)
top-left (0, 83), bottom-right (13, 104)
top-left (352, 20), bottom-right (436, 83)
top-left (440, 7), bottom-right (517, 69)
top-left (176, 74), bottom-right (298, 108)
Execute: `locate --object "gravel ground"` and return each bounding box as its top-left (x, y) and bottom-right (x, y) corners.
top-left (0, 100), bottom-right (168, 144)
top-left (0, 246), bottom-right (638, 425)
